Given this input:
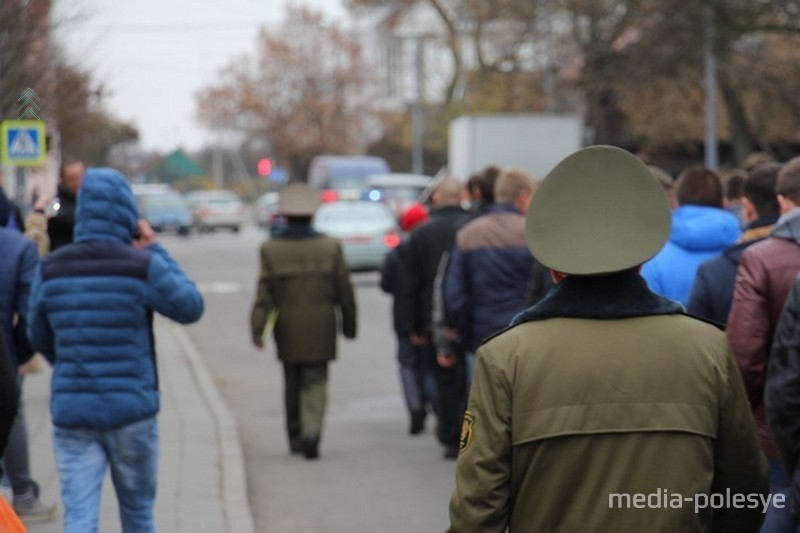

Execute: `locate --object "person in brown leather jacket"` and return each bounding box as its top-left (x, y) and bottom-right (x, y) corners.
top-left (728, 156), bottom-right (800, 530)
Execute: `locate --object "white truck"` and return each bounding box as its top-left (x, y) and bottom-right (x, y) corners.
top-left (448, 114), bottom-right (584, 182)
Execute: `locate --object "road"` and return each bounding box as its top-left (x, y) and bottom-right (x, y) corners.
top-left (161, 223), bottom-right (456, 533)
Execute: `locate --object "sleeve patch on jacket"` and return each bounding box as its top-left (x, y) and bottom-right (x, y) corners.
top-left (459, 411), bottom-right (474, 455)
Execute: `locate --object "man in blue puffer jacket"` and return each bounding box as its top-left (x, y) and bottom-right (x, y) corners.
top-left (641, 166), bottom-right (741, 307)
top-left (27, 168), bottom-right (204, 533)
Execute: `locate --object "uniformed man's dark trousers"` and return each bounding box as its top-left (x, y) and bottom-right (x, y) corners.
top-left (283, 362), bottom-right (328, 450)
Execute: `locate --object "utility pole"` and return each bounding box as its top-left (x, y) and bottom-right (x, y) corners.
top-left (213, 130), bottom-right (224, 188)
top-left (703, 6), bottom-right (718, 171)
top-left (411, 36), bottom-right (425, 175)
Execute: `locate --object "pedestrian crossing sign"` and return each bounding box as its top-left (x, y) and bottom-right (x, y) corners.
top-left (1, 120), bottom-right (46, 166)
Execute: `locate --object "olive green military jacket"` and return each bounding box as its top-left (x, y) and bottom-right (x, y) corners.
top-left (449, 275), bottom-right (768, 533)
top-left (250, 232), bottom-right (356, 363)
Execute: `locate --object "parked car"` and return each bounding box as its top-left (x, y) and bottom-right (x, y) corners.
top-left (312, 200), bottom-right (400, 271)
top-left (253, 191), bottom-right (282, 228)
top-left (364, 173), bottom-right (435, 219)
top-left (185, 190), bottom-right (247, 233)
top-left (136, 190), bottom-right (192, 236)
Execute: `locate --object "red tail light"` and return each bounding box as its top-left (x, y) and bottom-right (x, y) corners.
top-left (384, 230), bottom-right (400, 248)
top-left (321, 190), bottom-right (338, 203)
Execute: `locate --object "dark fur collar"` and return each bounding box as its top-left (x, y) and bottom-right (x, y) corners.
top-left (273, 222), bottom-right (321, 239)
top-left (511, 270), bottom-right (683, 325)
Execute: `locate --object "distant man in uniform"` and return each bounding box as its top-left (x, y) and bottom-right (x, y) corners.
top-left (448, 146), bottom-right (768, 532)
top-left (250, 183), bottom-right (356, 460)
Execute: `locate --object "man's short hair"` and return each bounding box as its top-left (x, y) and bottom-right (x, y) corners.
top-left (433, 176), bottom-right (463, 205)
top-left (742, 152), bottom-right (774, 172)
top-left (466, 173), bottom-right (482, 195)
top-left (776, 157), bottom-right (800, 205)
top-left (744, 162), bottom-right (781, 217)
top-left (494, 168), bottom-right (534, 205)
top-left (675, 166), bottom-right (724, 208)
top-left (475, 165), bottom-right (500, 204)
top-left (722, 169), bottom-right (746, 201)
top-left (60, 156), bottom-right (83, 176)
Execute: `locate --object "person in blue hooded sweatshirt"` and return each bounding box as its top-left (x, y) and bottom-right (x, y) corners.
top-left (641, 166), bottom-right (741, 307)
top-left (27, 168), bottom-right (204, 533)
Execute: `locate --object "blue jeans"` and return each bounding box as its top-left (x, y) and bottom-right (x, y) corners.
top-left (465, 351), bottom-right (476, 397)
top-left (761, 457), bottom-right (797, 533)
top-left (53, 416), bottom-right (158, 533)
top-left (398, 337), bottom-right (438, 414)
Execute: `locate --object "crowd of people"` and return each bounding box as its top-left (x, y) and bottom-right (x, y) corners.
top-left (5, 144), bottom-right (800, 531)
top-left (378, 147), bottom-right (800, 532)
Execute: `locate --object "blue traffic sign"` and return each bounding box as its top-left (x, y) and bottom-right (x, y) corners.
top-left (1, 120), bottom-right (46, 166)
top-left (269, 167), bottom-right (288, 184)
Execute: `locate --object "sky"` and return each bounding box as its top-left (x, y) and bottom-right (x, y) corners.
top-left (56, 0), bottom-right (348, 153)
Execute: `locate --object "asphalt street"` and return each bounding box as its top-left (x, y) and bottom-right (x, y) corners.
top-left (162, 223), bottom-right (456, 533)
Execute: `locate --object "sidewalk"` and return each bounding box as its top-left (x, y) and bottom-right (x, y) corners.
top-left (21, 318), bottom-right (255, 533)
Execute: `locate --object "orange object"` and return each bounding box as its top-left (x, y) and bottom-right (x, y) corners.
top-left (0, 495), bottom-right (27, 532)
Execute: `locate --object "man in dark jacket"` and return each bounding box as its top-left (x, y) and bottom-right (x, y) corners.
top-left (766, 274), bottom-right (800, 529)
top-left (444, 168), bottom-right (536, 391)
top-left (250, 183), bottom-right (356, 460)
top-left (28, 168), bottom-right (204, 533)
top-left (46, 159), bottom-right (84, 251)
top-left (728, 156), bottom-right (800, 531)
top-left (406, 176), bottom-right (470, 458)
top-left (688, 162), bottom-right (781, 325)
top-left (380, 203), bottom-right (433, 435)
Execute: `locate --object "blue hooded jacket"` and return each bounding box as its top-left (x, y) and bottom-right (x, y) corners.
top-left (641, 205), bottom-right (741, 307)
top-left (27, 169), bottom-right (204, 429)
top-left (0, 228), bottom-right (38, 371)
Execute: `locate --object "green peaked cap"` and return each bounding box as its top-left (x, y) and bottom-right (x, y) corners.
top-left (525, 145), bottom-right (671, 275)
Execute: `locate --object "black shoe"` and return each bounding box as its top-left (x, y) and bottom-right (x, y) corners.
top-left (443, 445), bottom-right (459, 460)
top-left (303, 436), bottom-right (320, 460)
top-left (290, 440), bottom-right (303, 455)
top-left (409, 409), bottom-right (426, 435)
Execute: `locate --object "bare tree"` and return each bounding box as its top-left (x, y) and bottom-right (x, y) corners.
top-left (0, 0), bottom-right (50, 119)
top-left (196, 6), bottom-right (366, 180)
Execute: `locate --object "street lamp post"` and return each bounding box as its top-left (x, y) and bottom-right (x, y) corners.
top-left (704, 6), bottom-right (718, 171)
top-left (411, 36), bottom-right (425, 175)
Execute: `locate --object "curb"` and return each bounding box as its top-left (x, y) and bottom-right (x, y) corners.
top-left (172, 325), bottom-right (256, 533)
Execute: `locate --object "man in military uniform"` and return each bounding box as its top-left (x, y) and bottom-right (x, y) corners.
top-left (250, 183), bottom-right (356, 460)
top-left (448, 146), bottom-right (768, 532)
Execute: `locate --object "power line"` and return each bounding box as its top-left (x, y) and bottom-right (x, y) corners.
top-left (75, 21), bottom-right (274, 34)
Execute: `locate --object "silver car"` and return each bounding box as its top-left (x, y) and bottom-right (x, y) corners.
top-left (185, 190), bottom-right (247, 233)
top-left (312, 200), bottom-right (401, 271)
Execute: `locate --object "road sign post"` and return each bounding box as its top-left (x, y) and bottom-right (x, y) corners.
top-left (1, 120), bottom-right (47, 166)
